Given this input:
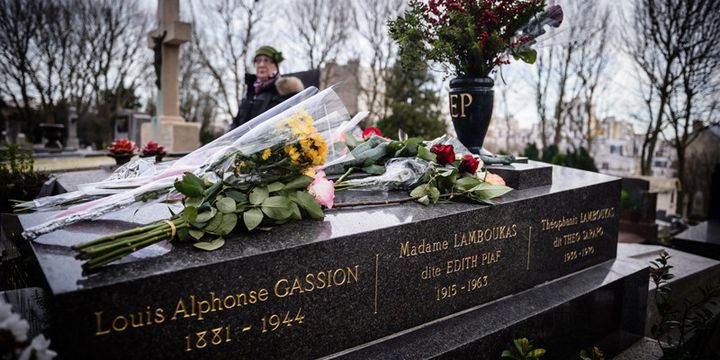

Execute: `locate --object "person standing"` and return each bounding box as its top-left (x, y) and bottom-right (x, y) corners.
top-left (230, 46), bottom-right (304, 130)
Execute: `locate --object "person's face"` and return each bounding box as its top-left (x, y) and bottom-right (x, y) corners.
top-left (254, 55), bottom-right (277, 81)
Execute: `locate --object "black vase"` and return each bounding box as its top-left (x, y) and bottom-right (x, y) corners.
top-left (449, 77), bottom-right (494, 154)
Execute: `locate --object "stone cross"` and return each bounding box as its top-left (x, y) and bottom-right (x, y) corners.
top-left (141, 0), bottom-right (200, 154)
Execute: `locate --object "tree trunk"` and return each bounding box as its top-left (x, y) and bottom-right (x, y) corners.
top-left (676, 146), bottom-right (686, 216)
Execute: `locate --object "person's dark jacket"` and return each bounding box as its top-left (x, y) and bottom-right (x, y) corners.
top-left (230, 74), bottom-right (304, 130)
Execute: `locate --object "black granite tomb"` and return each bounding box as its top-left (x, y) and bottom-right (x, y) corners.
top-left (3, 164), bottom-right (624, 359)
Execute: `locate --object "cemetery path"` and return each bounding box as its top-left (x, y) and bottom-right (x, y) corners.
top-left (35, 156), bottom-right (115, 173)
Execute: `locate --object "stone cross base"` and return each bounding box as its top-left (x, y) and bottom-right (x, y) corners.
top-left (140, 116), bottom-right (200, 154)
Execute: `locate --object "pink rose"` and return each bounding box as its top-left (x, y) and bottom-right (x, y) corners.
top-left (308, 170), bottom-right (335, 209)
top-left (484, 172), bottom-right (506, 186)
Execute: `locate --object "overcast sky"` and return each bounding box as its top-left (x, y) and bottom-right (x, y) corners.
top-left (141, 0), bottom-right (645, 132)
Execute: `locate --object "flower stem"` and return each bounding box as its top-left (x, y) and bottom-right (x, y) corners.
top-left (78, 223), bottom-right (174, 257)
top-left (76, 218), bottom-right (187, 269)
top-left (335, 167), bottom-right (356, 184)
top-left (73, 222), bottom-right (164, 250)
top-left (85, 232), bottom-right (170, 270)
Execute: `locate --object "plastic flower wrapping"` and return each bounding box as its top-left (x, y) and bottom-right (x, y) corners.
top-left (22, 87), bottom-right (357, 240)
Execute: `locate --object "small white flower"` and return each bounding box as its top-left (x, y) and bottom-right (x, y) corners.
top-left (19, 334), bottom-right (57, 360)
top-left (0, 312), bottom-right (30, 342)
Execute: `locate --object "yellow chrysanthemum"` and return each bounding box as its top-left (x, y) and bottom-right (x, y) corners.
top-left (234, 161), bottom-right (248, 174)
top-left (261, 148), bottom-right (272, 160)
top-left (302, 167), bottom-right (317, 177)
top-left (284, 144), bottom-right (301, 164)
top-left (279, 110), bottom-right (316, 138)
top-left (299, 133), bottom-right (328, 166)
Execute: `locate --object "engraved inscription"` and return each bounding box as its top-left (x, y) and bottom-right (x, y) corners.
top-left (92, 265), bottom-right (359, 349)
top-left (449, 93), bottom-right (474, 117)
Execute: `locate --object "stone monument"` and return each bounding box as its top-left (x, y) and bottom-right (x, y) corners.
top-left (140, 0), bottom-right (200, 154)
top-left (1, 163), bottom-right (653, 358)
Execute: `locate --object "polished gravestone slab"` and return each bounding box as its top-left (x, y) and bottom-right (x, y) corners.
top-left (5, 165), bottom-right (621, 359)
top-left (331, 259), bottom-right (648, 360)
top-left (673, 220), bottom-right (720, 260)
top-left (486, 161), bottom-right (552, 190)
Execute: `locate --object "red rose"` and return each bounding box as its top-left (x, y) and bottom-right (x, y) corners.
top-left (430, 144), bottom-right (455, 165)
top-left (361, 127), bottom-right (383, 140)
top-left (459, 154), bottom-right (480, 174)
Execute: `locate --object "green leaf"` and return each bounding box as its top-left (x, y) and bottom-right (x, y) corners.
top-left (217, 213), bottom-right (238, 235)
top-left (195, 207), bottom-right (217, 223)
top-left (514, 48), bottom-right (537, 64)
top-left (292, 191), bottom-right (324, 219)
top-left (243, 208), bottom-right (264, 230)
top-left (249, 186), bottom-right (269, 205)
top-left (193, 237), bottom-right (225, 251)
top-left (361, 164), bottom-right (386, 175)
top-left (267, 182), bottom-right (284, 193)
top-left (501, 350), bottom-right (518, 359)
top-left (204, 212), bottom-right (224, 232)
top-left (290, 202), bottom-right (302, 220)
top-left (183, 206), bottom-right (198, 223)
top-left (472, 185), bottom-right (513, 200)
top-left (528, 348), bottom-right (545, 358)
top-left (283, 175), bottom-right (314, 191)
top-left (514, 338), bottom-right (529, 354)
top-left (410, 184), bottom-right (430, 198)
top-left (177, 227), bottom-right (189, 241)
top-left (216, 197), bottom-right (236, 214)
top-left (188, 229), bottom-right (205, 240)
top-left (429, 186), bottom-right (440, 203)
top-left (417, 145), bottom-right (437, 162)
top-left (261, 196), bottom-right (294, 220)
top-left (436, 169), bottom-right (458, 193)
top-left (456, 176), bottom-right (481, 190)
top-left (184, 196), bottom-right (203, 207)
top-left (225, 190), bottom-right (247, 203)
top-left (174, 175), bottom-right (204, 198)
top-left (185, 172), bottom-right (206, 190)
top-left (417, 195), bottom-right (430, 206)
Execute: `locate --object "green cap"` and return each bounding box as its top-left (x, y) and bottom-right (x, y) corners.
top-left (254, 45), bottom-right (284, 65)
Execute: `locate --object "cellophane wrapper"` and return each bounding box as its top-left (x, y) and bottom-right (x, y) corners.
top-left (23, 87), bottom-right (358, 239)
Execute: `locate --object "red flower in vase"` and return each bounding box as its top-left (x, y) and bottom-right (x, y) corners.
top-left (108, 139), bottom-right (137, 155)
top-left (141, 141), bottom-right (167, 156)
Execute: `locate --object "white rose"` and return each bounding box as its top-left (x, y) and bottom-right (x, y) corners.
top-left (19, 335), bottom-right (57, 360)
top-left (0, 313), bottom-right (30, 342)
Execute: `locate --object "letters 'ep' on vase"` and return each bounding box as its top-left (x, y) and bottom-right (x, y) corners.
top-left (449, 77), bottom-right (494, 153)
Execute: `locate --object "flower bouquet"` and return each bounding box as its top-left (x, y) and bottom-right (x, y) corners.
top-left (389, 0), bottom-right (563, 77)
top-left (107, 139), bottom-right (137, 166)
top-left (67, 88), bottom-right (357, 269)
top-left (21, 87), bottom-right (323, 237)
top-left (389, 0), bottom-right (563, 152)
top-left (329, 129), bottom-right (512, 207)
